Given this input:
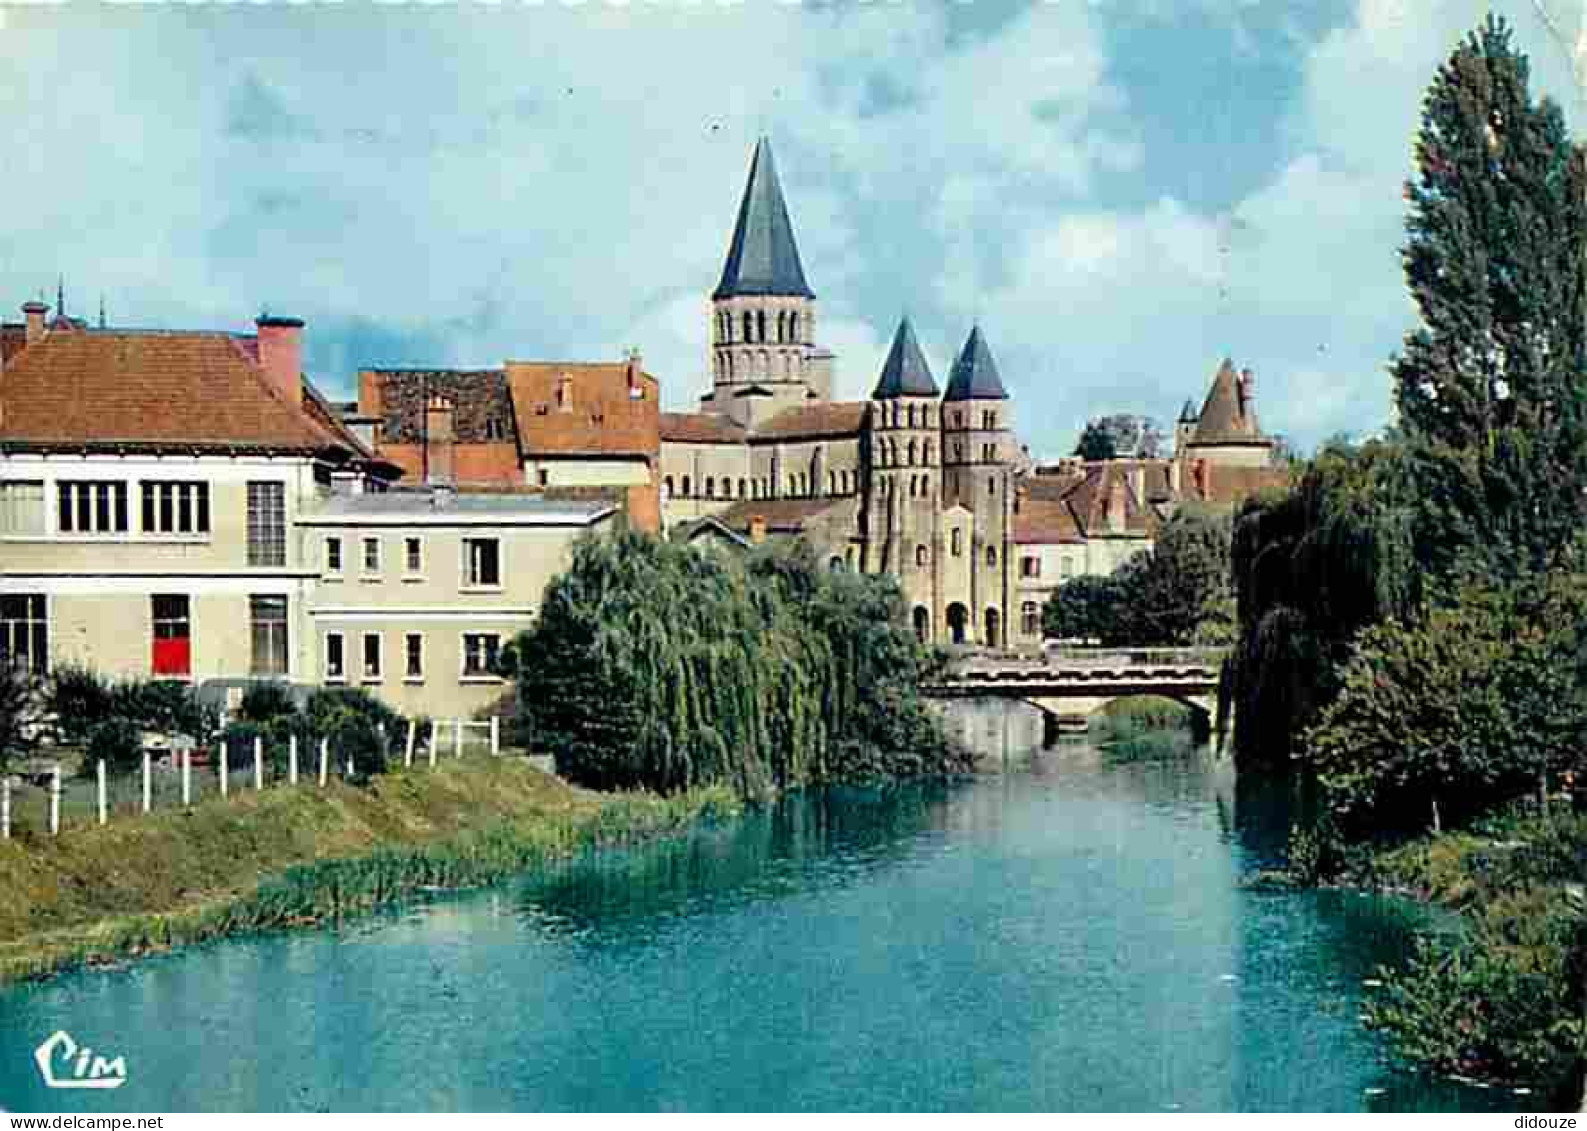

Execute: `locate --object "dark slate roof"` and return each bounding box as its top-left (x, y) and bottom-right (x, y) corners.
top-left (1179, 398), bottom-right (1199, 423)
top-left (871, 317), bottom-right (939, 399)
top-left (943, 325), bottom-right (1008, 402)
top-left (712, 138), bottom-right (815, 300)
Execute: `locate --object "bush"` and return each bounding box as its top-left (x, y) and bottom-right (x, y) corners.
top-left (1304, 572), bottom-right (1587, 834)
top-left (85, 716), bottom-right (144, 774)
top-left (0, 665), bottom-right (43, 776)
top-left (304, 687), bottom-right (401, 780)
top-left (45, 664), bottom-right (113, 744)
top-left (238, 681), bottom-right (298, 724)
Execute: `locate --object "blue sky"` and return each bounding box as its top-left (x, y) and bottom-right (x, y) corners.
top-left (3, 0), bottom-right (1585, 460)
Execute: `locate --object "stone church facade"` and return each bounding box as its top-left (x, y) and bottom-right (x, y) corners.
top-left (660, 139), bottom-right (1283, 649)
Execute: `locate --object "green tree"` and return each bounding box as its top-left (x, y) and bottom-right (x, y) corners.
top-left (1041, 574), bottom-right (1117, 643)
top-left (1074, 422), bottom-right (1117, 462)
top-left (512, 531), bottom-right (969, 797)
top-left (1393, 14), bottom-right (1587, 580)
top-left (1306, 570), bottom-right (1587, 834)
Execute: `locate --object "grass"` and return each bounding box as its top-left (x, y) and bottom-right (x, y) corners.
top-left (0, 758), bottom-right (739, 983)
top-left (1089, 696), bottom-right (1199, 762)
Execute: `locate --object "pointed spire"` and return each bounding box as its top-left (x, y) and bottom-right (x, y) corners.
top-left (713, 138), bottom-right (815, 300)
top-left (871, 316), bottom-right (938, 399)
top-left (1179, 398), bottom-right (1199, 423)
top-left (943, 325), bottom-right (1008, 402)
top-left (56, 276), bottom-right (65, 319)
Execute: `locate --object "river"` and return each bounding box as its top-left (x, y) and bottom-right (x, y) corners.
top-left (0, 700), bottom-right (1526, 1112)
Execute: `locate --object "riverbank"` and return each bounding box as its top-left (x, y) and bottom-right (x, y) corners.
top-left (0, 758), bottom-right (739, 984)
top-left (1343, 810), bottom-right (1586, 1096)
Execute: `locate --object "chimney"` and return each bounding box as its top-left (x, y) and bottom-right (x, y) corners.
top-left (1238, 368), bottom-right (1255, 418)
top-left (1107, 479), bottom-right (1127, 534)
top-left (22, 301), bottom-right (48, 345)
top-left (626, 349), bottom-right (644, 400)
top-left (748, 514), bottom-right (767, 544)
top-left (425, 394), bottom-right (456, 486)
top-left (255, 315), bottom-right (305, 407)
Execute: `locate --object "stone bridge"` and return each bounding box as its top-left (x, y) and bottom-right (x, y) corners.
top-left (923, 646), bottom-right (1226, 732)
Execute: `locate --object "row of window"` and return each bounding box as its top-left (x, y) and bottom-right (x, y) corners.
top-left (873, 406), bottom-right (1000, 431)
top-left (905, 536), bottom-right (1000, 566)
top-left (716, 309), bottom-right (803, 346)
top-left (0, 593), bottom-right (507, 685)
top-left (715, 350), bottom-right (803, 383)
top-left (0, 479), bottom-right (287, 564)
top-left (323, 630), bottom-right (501, 683)
top-left (323, 535), bottom-right (501, 588)
top-left (1018, 555), bottom-right (1079, 580)
top-left (664, 471), bottom-right (861, 502)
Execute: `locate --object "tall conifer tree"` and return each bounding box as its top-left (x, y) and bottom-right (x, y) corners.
top-left (1393, 14), bottom-right (1587, 577)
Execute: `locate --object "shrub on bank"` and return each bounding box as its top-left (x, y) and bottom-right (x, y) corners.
top-left (511, 531), bottom-right (971, 797)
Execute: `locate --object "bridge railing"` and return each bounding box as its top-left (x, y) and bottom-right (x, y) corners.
top-left (946, 645), bottom-right (1228, 671)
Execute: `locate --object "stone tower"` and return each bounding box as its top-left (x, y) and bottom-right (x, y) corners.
top-left (865, 317), bottom-right (942, 640)
top-left (707, 138), bottom-right (830, 426)
top-left (941, 326), bottom-right (1013, 647)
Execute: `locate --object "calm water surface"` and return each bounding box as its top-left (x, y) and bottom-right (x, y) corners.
top-left (0, 702), bottom-right (1524, 1111)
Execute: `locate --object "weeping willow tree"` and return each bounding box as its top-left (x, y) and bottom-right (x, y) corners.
top-left (1227, 439), bottom-right (1420, 771)
top-left (511, 530), bottom-right (969, 798)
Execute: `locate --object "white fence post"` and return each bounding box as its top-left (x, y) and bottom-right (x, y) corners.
top-left (428, 722), bottom-right (438, 768)
top-left (50, 764), bottom-right (61, 836)
top-left (97, 759), bottom-right (107, 826)
top-left (346, 753), bottom-right (354, 779)
top-left (2, 776), bottom-right (11, 840)
top-left (455, 718), bottom-right (464, 760)
top-left (318, 738), bottom-right (328, 787)
top-left (289, 734), bottom-right (299, 785)
top-left (220, 744), bottom-right (229, 799)
top-left (182, 750), bottom-right (192, 808)
top-left (142, 751), bottom-right (151, 814)
top-left (254, 736), bottom-right (264, 791)
top-left (404, 720), bottom-right (416, 768)
top-left (490, 716), bottom-right (500, 757)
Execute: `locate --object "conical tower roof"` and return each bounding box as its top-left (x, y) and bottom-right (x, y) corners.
top-left (943, 325), bottom-right (1008, 401)
top-left (871, 317), bottom-right (938, 399)
top-left (712, 138), bottom-right (815, 301)
top-left (1188, 358), bottom-right (1266, 445)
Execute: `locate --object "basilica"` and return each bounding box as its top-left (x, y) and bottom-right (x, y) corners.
top-left (658, 139), bottom-right (1284, 649)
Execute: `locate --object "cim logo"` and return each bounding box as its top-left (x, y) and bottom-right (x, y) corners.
top-left (33, 1031), bottom-right (127, 1090)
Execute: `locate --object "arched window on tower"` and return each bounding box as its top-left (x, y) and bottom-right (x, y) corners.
top-left (789, 312), bottom-right (799, 342)
top-left (777, 311), bottom-right (786, 343)
top-left (915, 544), bottom-right (928, 567)
top-left (950, 528), bottom-right (962, 556)
top-left (923, 441), bottom-right (933, 464)
top-left (742, 312), bottom-right (753, 342)
top-left (757, 310), bottom-right (767, 343)
top-left (985, 545), bottom-right (997, 568)
top-left (682, 475), bottom-right (692, 496)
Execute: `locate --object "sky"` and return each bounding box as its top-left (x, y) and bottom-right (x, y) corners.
top-left (3, 0), bottom-right (1587, 461)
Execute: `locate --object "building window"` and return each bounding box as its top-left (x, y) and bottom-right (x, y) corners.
top-left (151, 594), bottom-right (191, 676)
top-left (325, 632), bottom-right (345, 682)
top-left (362, 633), bottom-right (382, 681)
top-left (405, 536), bottom-right (423, 576)
top-left (706, 477), bottom-right (715, 498)
top-left (246, 481), bottom-right (286, 567)
top-left (462, 633), bottom-right (501, 678)
top-left (362, 536), bottom-right (382, 576)
top-left (249, 595), bottom-right (289, 676)
top-left (141, 481), bottom-right (210, 535)
top-left (1021, 602), bottom-right (1040, 637)
top-left (682, 475), bottom-right (692, 497)
top-left (738, 478), bottom-right (747, 498)
top-left (986, 546), bottom-right (998, 568)
top-left (1021, 555), bottom-right (1041, 579)
top-left (915, 544), bottom-right (928, 567)
top-left (951, 528), bottom-right (962, 557)
top-left (0, 594), bottom-right (47, 673)
top-left (664, 476), bottom-right (675, 498)
top-left (325, 536), bottom-right (343, 575)
top-left (537, 468), bottom-right (549, 487)
top-left (57, 480), bottom-right (129, 535)
top-left (0, 481), bottom-right (45, 536)
top-left (1060, 557), bottom-right (1076, 580)
top-left (405, 633), bottom-right (424, 680)
top-left (463, 537), bottom-right (502, 588)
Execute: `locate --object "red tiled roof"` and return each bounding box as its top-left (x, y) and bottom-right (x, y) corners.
top-left (751, 401), bottom-right (867, 441)
top-left (659, 411), bottom-right (747, 444)
top-left (1012, 495), bottom-right (1084, 544)
top-left (507, 361), bottom-right (659, 459)
top-left (0, 330), bottom-right (345, 453)
top-left (714, 495), bottom-right (845, 533)
top-left (1, 324), bottom-right (29, 366)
